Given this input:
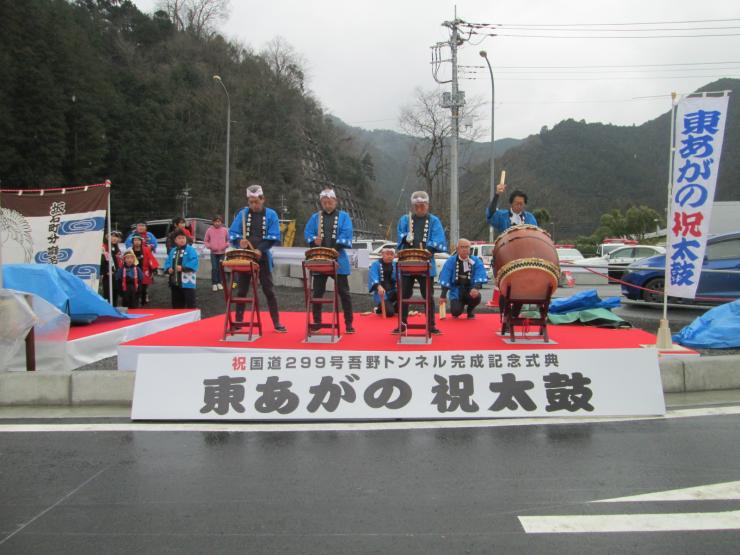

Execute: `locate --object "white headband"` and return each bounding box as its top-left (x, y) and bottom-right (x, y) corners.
top-left (320, 189), bottom-right (337, 199)
top-left (246, 185), bottom-right (263, 198)
top-left (411, 194), bottom-right (429, 204)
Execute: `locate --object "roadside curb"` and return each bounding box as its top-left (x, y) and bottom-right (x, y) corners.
top-left (1, 356), bottom-right (739, 406)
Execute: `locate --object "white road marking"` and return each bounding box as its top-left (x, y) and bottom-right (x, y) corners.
top-left (595, 480), bottom-right (740, 503)
top-left (0, 405), bottom-right (738, 433)
top-left (519, 510), bottom-right (740, 534)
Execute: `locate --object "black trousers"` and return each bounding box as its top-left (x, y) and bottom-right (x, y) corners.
top-left (236, 260), bottom-right (280, 325)
top-left (139, 284), bottom-right (149, 305)
top-left (312, 273), bottom-right (353, 326)
top-left (121, 288), bottom-right (139, 309)
top-left (171, 286), bottom-right (196, 309)
top-left (375, 290), bottom-right (398, 317)
top-left (401, 275), bottom-right (435, 327)
top-left (450, 288), bottom-right (482, 317)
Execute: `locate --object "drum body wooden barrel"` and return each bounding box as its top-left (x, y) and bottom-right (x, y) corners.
top-left (304, 247), bottom-right (339, 273)
top-left (493, 224), bottom-right (560, 301)
top-left (222, 248), bottom-right (260, 269)
top-left (397, 248), bottom-right (432, 273)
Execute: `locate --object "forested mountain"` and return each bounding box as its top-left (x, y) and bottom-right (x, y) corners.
top-left (459, 79), bottom-right (740, 240)
top-left (0, 0), bottom-right (382, 230)
top-left (330, 116), bottom-right (521, 203)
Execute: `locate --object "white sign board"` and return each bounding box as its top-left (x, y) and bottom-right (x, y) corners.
top-left (132, 348), bottom-right (665, 420)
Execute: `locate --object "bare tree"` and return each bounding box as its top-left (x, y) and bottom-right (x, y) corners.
top-left (260, 36), bottom-right (308, 92)
top-left (399, 87), bottom-right (482, 211)
top-left (160, 0), bottom-right (230, 37)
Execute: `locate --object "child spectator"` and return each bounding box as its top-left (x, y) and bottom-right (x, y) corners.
top-left (116, 249), bottom-right (144, 309)
top-left (165, 217), bottom-right (194, 252)
top-left (164, 229), bottom-right (199, 309)
top-left (101, 230), bottom-right (123, 305)
top-left (131, 235), bottom-right (159, 305)
top-left (204, 215), bottom-right (229, 291)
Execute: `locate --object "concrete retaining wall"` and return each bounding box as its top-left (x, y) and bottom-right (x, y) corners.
top-left (2, 356), bottom-right (738, 407)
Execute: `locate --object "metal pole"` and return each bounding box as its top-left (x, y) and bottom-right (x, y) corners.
top-left (213, 75), bottom-right (231, 222)
top-left (481, 51), bottom-right (495, 242)
top-left (225, 97), bottom-right (231, 221)
top-left (656, 92), bottom-right (678, 349)
top-left (107, 182), bottom-right (113, 306)
top-left (449, 19), bottom-right (460, 247)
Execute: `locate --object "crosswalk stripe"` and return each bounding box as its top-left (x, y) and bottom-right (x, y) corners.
top-left (519, 510), bottom-right (740, 534)
top-left (595, 480), bottom-right (740, 503)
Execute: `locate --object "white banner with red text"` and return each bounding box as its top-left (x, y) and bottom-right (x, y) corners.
top-left (132, 348), bottom-right (665, 420)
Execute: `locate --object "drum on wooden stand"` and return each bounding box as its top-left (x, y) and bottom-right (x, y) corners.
top-left (397, 248), bottom-right (432, 273)
top-left (493, 224), bottom-right (560, 301)
top-left (493, 224), bottom-right (560, 342)
top-left (304, 247), bottom-right (339, 273)
top-left (222, 248), bottom-right (261, 269)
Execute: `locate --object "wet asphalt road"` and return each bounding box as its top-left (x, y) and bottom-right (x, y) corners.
top-left (1, 413), bottom-right (739, 554)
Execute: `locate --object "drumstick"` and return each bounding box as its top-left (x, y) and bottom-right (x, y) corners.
top-left (381, 297), bottom-right (387, 318)
top-left (499, 170), bottom-right (506, 185)
top-left (439, 299), bottom-right (446, 319)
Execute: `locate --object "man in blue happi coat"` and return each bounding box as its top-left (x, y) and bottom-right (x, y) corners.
top-left (485, 182), bottom-right (538, 235)
top-left (439, 238), bottom-right (489, 319)
top-left (396, 190), bottom-right (447, 334)
top-left (229, 184), bottom-right (287, 333)
top-left (368, 246), bottom-right (397, 317)
top-left (304, 187), bottom-right (355, 333)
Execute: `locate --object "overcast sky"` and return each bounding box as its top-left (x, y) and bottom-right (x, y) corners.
top-left (134, 0), bottom-right (740, 140)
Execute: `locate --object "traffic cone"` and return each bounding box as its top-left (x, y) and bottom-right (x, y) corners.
top-left (487, 286), bottom-right (500, 310)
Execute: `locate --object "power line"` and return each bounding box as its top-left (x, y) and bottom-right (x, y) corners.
top-left (460, 17), bottom-right (740, 27)
top-left (489, 73), bottom-right (740, 81)
top-left (492, 61), bottom-right (740, 69)
top-left (481, 31), bottom-right (740, 39)
top-left (495, 25), bottom-right (740, 32)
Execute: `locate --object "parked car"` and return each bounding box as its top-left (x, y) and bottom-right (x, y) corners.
top-left (580, 244), bottom-right (665, 279)
top-left (621, 231), bottom-right (740, 304)
top-left (556, 247), bottom-right (584, 264)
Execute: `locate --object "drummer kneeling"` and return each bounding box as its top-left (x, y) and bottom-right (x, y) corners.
top-left (439, 238), bottom-right (489, 319)
top-left (368, 247), bottom-right (398, 317)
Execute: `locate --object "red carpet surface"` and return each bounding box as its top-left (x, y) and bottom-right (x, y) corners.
top-left (122, 311), bottom-right (661, 352)
top-left (68, 309), bottom-right (198, 341)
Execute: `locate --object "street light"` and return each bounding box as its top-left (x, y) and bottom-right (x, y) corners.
top-left (213, 75), bottom-right (231, 222)
top-left (480, 50), bottom-right (495, 242)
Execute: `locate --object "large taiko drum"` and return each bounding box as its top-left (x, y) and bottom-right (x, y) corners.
top-left (493, 224), bottom-right (560, 301)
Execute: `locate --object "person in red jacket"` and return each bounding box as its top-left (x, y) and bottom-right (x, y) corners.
top-left (131, 235), bottom-right (159, 305)
top-left (203, 215), bottom-right (229, 291)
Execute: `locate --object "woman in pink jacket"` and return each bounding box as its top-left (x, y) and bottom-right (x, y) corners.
top-left (204, 215), bottom-right (230, 291)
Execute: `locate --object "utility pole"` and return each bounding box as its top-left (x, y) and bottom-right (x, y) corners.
top-left (177, 187), bottom-right (191, 218)
top-left (439, 12), bottom-right (464, 248)
top-left (279, 193), bottom-right (289, 219)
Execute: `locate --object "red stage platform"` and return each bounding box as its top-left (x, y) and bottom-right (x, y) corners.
top-left (117, 310), bottom-right (689, 370)
top-left (67, 309), bottom-right (200, 369)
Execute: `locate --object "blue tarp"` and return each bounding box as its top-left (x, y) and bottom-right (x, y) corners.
top-left (549, 289), bottom-right (621, 314)
top-left (2, 264), bottom-right (136, 323)
top-left (673, 299), bottom-right (740, 349)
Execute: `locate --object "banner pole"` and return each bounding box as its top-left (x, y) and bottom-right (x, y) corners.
top-left (106, 181), bottom-right (113, 306)
top-left (656, 93), bottom-right (678, 349)
top-left (0, 189), bottom-right (4, 289)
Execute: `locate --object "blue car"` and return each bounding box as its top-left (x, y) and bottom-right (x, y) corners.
top-left (621, 231), bottom-right (740, 304)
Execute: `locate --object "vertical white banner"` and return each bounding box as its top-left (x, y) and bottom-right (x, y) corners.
top-left (667, 94), bottom-right (730, 299)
